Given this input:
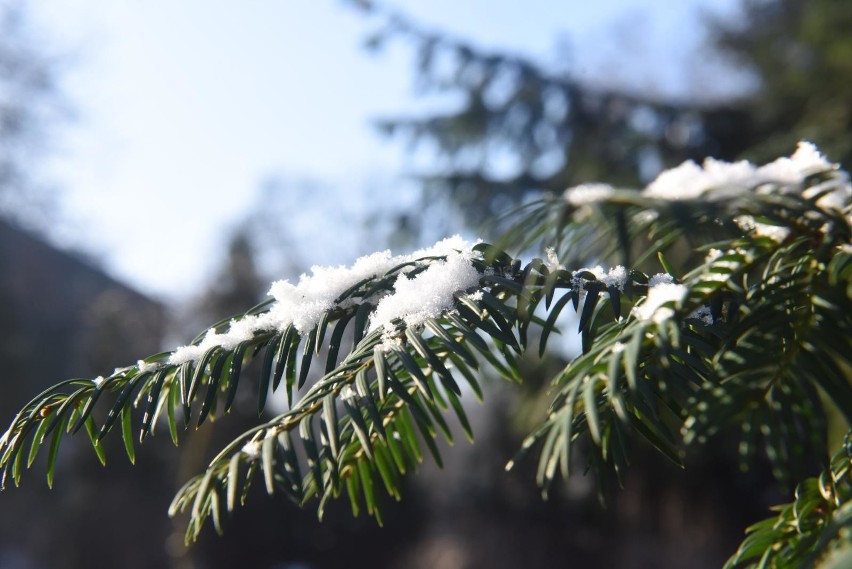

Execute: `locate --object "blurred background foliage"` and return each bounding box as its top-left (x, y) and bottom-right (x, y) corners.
top-left (0, 0), bottom-right (849, 567)
top-left (0, 0), bottom-right (65, 228)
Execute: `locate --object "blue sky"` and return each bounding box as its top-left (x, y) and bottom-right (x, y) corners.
top-left (32, 0), bottom-right (742, 301)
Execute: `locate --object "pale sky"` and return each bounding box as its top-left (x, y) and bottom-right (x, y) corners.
top-left (31, 0), bottom-right (742, 302)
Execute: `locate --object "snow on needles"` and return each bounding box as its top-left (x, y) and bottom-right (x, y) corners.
top-left (167, 236), bottom-right (480, 366)
top-left (643, 141), bottom-right (844, 204)
top-left (566, 143), bottom-right (838, 204)
top-left (564, 183), bottom-right (616, 206)
top-left (572, 265), bottom-right (628, 294)
top-left (633, 282), bottom-right (687, 323)
top-left (369, 252), bottom-right (481, 334)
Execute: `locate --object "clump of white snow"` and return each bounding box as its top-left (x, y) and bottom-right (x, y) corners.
top-left (376, 336), bottom-right (404, 353)
top-left (564, 183), bottom-right (616, 206)
top-left (166, 236), bottom-right (480, 366)
top-left (340, 385), bottom-right (357, 401)
top-left (633, 282), bottom-right (687, 323)
top-left (756, 141), bottom-right (836, 186)
top-left (634, 210), bottom-right (659, 224)
top-left (734, 215), bottom-right (791, 243)
top-left (648, 273), bottom-right (674, 287)
top-left (644, 158), bottom-right (757, 200)
top-left (168, 335), bottom-right (211, 366)
top-left (265, 250), bottom-right (406, 333)
top-left (572, 265), bottom-right (629, 295)
top-left (410, 235), bottom-right (481, 259)
top-left (545, 247), bottom-right (563, 272)
top-left (137, 360), bottom-right (159, 374)
top-left (753, 223), bottom-right (791, 243)
top-left (601, 266), bottom-right (628, 290)
top-left (704, 249), bottom-right (724, 263)
top-left (241, 440), bottom-right (261, 459)
top-left (464, 290), bottom-right (484, 302)
top-left (265, 235), bottom-right (480, 335)
top-left (642, 142), bottom-right (844, 206)
top-left (369, 253), bottom-right (481, 333)
top-left (242, 430), bottom-right (280, 459)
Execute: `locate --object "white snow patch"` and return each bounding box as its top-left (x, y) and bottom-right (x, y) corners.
top-left (166, 236), bottom-right (481, 365)
top-left (265, 235), bottom-right (480, 335)
top-left (92, 376), bottom-right (105, 387)
top-left (137, 360), bottom-right (159, 374)
top-left (545, 247), bottom-right (563, 272)
top-left (643, 141), bottom-right (842, 204)
top-left (376, 336), bottom-right (404, 353)
top-left (804, 179), bottom-right (852, 211)
top-left (168, 345), bottom-right (205, 365)
top-left (753, 223), bottom-right (791, 243)
top-left (464, 290), bottom-right (484, 302)
top-left (217, 315), bottom-right (264, 350)
top-left (572, 265), bottom-right (629, 293)
top-left (705, 249), bottom-right (724, 263)
top-left (735, 215), bottom-right (790, 243)
top-left (370, 253), bottom-right (481, 333)
top-left (565, 183), bottom-right (615, 206)
top-left (409, 235), bottom-right (482, 260)
top-left (644, 158), bottom-right (754, 200)
top-left (241, 440), bottom-right (261, 459)
top-left (648, 273), bottom-right (674, 287)
top-left (756, 141), bottom-right (835, 186)
top-left (634, 210), bottom-right (659, 224)
top-left (633, 283), bottom-right (687, 323)
top-left (601, 266), bottom-right (628, 290)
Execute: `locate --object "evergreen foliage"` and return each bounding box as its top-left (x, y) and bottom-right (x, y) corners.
top-left (2, 143), bottom-right (851, 568)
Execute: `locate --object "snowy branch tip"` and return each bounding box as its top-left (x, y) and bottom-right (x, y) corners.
top-left (167, 236), bottom-right (483, 366)
top-left (563, 141), bottom-right (850, 210)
